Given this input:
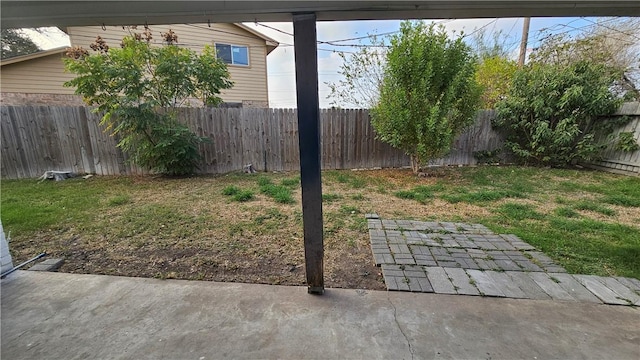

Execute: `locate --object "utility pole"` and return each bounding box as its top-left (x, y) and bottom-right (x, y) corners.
top-left (518, 17), bottom-right (531, 67)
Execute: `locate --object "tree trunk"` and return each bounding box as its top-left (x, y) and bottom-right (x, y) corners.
top-left (410, 155), bottom-right (420, 173)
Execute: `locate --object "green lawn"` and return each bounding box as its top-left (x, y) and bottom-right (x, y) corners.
top-left (1, 166), bottom-right (639, 285)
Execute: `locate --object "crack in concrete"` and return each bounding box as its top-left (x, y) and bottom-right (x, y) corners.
top-left (387, 294), bottom-right (415, 360)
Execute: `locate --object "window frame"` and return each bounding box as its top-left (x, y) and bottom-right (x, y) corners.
top-left (214, 42), bottom-right (250, 67)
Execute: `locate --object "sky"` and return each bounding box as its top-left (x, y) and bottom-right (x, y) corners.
top-left (23, 17), bottom-right (632, 108)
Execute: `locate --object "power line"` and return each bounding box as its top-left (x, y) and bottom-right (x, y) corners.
top-left (255, 19), bottom-right (458, 48)
top-left (580, 17), bottom-right (640, 42)
top-left (318, 18), bottom-right (456, 44)
top-left (530, 17), bottom-right (624, 44)
top-left (276, 42), bottom-right (356, 54)
top-left (462, 18), bottom-right (499, 39)
top-left (67, 32), bottom-right (356, 54)
top-left (318, 30), bottom-right (399, 44)
top-left (254, 22), bottom-right (294, 37)
top-left (502, 19), bottom-right (522, 54)
top-left (254, 21), bottom-right (389, 48)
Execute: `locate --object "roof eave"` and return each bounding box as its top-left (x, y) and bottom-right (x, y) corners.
top-left (0, 46), bottom-right (68, 66)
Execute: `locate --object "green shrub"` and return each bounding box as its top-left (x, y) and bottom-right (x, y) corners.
top-left (372, 21), bottom-right (481, 172)
top-left (126, 117), bottom-right (206, 176)
top-left (615, 132), bottom-right (640, 152)
top-left (64, 36), bottom-right (232, 176)
top-left (473, 149), bottom-right (502, 164)
top-left (493, 61), bottom-right (625, 167)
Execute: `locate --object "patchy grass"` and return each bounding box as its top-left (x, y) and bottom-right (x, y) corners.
top-left (258, 177), bottom-right (295, 204)
top-left (280, 177), bottom-right (300, 188)
top-left (222, 185), bottom-right (254, 202)
top-left (222, 185), bottom-right (241, 196)
top-left (574, 201), bottom-right (617, 217)
top-left (325, 171), bottom-right (368, 189)
top-left (603, 194), bottom-right (640, 208)
top-left (394, 185), bottom-right (436, 204)
top-left (441, 189), bottom-right (528, 204)
top-left (1, 177), bottom-right (132, 234)
top-left (108, 195), bottom-right (131, 207)
top-left (232, 190), bottom-right (255, 202)
top-left (554, 206), bottom-right (581, 218)
top-left (2, 166), bottom-right (639, 287)
top-left (497, 203), bottom-right (544, 221)
top-left (322, 193), bottom-right (342, 203)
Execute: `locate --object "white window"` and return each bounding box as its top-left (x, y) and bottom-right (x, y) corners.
top-left (215, 43), bottom-right (249, 66)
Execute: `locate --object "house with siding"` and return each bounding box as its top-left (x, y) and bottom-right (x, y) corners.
top-left (0, 23), bottom-right (277, 107)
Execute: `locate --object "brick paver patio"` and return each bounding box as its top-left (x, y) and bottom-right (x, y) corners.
top-left (366, 214), bottom-right (640, 306)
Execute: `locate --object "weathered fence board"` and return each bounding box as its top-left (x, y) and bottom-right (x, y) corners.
top-left (588, 103), bottom-right (640, 176)
top-left (427, 110), bottom-right (501, 166)
top-left (2, 105), bottom-right (638, 179)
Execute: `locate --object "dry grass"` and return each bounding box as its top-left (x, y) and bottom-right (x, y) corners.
top-left (2, 166), bottom-right (639, 285)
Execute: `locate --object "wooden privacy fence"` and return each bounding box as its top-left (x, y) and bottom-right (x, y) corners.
top-left (3, 105), bottom-right (637, 179)
top-left (587, 102), bottom-right (640, 176)
top-left (1, 107), bottom-right (408, 179)
top-left (196, 108), bottom-right (410, 174)
top-left (1, 106), bottom-right (505, 179)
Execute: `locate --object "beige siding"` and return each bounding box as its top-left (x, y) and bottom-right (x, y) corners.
top-left (67, 23), bottom-right (269, 103)
top-left (0, 53), bottom-right (76, 94)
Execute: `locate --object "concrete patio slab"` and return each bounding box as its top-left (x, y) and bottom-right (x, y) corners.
top-left (2, 271), bottom-right (639, 360)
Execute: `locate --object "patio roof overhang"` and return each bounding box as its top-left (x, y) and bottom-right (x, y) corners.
top-left (2, 1), bottom-right (640, 28)
top-left (3, 1), bottom-right (638, 295)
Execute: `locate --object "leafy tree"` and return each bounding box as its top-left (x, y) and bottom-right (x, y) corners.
top-left (372, 21), bottom-right (481, 173)
top-left (531, 18), bottom-right (640, 100)
top-left (493, 61), bottom-right (625, 167)
top-left (1, 28), bottom-right (40, 59)
top-left (467, 28), bottom-right (518, 109)
top-left (475, 56), bottom-right (517, 109)
top-left (468, 28), bottom-right (512, 60)
top-left (64, 31), bottom-right (233, 176)
top-left (326, 34), bottom-right (387, 108)
top-left (326, 26), bottom-right (512, 109)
